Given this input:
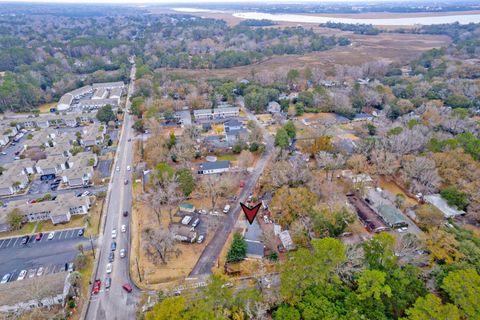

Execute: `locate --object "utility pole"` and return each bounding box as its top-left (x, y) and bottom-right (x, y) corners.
top-left (89, 236), bottom-right (95, 258)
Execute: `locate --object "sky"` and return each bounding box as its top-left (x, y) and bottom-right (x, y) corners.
top-left (0, 0), bottom-right (416, 3)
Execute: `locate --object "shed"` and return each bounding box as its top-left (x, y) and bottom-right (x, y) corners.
top-left (424, 194), bottom-right (466, 218)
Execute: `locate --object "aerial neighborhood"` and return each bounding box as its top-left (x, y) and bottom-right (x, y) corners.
top-left (1, 2), bottom-right (480, 320)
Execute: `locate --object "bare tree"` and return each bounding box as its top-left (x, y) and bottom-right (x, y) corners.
top-left (238, 150), bottom-right (254, 170)
top-left (200, 174), bottom-right (236, 210)
top-left (142, 227), bottom-right (176, 264)
top-left (370, 149), bottom-right (399, 177)
top-left (316, 151), bottom-right (345, 181)
top-left (401, 156), bottom-right (440, 194)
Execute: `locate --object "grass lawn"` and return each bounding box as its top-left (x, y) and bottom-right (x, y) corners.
top-left (85, 198), bottom-right (104, 237)
top-left (217, 154), bottom-right (237, 161)
top-left (36, 215), bottom-right (85, 233)
top-left (71, 252), bottom-right (94, 320)
top-left (0, 222), bottom-right (36, 238)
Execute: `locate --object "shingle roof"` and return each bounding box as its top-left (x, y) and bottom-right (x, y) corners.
top-left (198, 160), bottom-right (230, 171)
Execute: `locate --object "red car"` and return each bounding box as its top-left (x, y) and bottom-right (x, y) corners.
top-left (35, 233), bottom-right (43, 241)
top-left (122, 283), bottom-right (133, 293)
top-left (92, 279), bottom-right (101, 295)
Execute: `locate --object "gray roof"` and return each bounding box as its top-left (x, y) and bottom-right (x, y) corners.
top-left (244, 220), bottom-right (262, 242)
top-left (198, 160), bottom-right (230, 171)
top-left (224, 119), bottom-right (242, 128)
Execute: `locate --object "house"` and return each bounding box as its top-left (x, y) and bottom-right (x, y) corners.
top-left (0, 272), bottom-right (71, 314)
top-left (224, 119), bottom-right (242, 132)
top-left (267, 101), bottom-right (281, 114)
top-left (424, 194), bottom-right (466, 218)
top-left (0, 169), bottom-right (29, 196)
top-left (79, 98), bottom-right (119, 110)
top-left (92, 88), bottom-right (108, 100)
top-left (244, 220), bottom-right (264, 259)
top-left (62, 166), bottom-right (94, 187)
top-left (69, 85), bottom-right (93, 98)
top-left (341, 170), bottom-right (373, 184)
top-left (92, 81), bottom-right (124, 90)
top-left (375, 204), bottom-right (408, 229)
top-left (174, 110), bottom-right (192, 126)
top-left (194, 107), bottom-right (240, 120)
top-left (0, 193), bottom-right (90, 226)
top-left (109, 87), bottom-right (123, 100)
top-left (0, 134), bottom-right (9, 146)
top-left (197, 160), bottom-right (230, 174)
top-left (35, 156), bottom-right (71, 177)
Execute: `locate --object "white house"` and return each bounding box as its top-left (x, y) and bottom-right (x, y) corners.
top-left (197, 160), bottom-right (230, 174)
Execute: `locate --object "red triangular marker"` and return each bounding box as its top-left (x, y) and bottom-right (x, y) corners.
top-left (240, 202), bottom-right (261, 225)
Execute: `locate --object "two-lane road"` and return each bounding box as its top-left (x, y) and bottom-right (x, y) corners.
top-left (85, 65), bottom-right (138, 320)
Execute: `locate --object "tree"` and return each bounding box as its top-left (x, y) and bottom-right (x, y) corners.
top-left (442, 269), bottom-right (480, 319)
top-left (270, 186), bottom-right (317, 226)
top-left (275, 128), bottom-right (289, 149)
top-left (200, 174), bottom-right (235, 210)
top-left (132, 120), bottom-right (144, 133)
top-left (96, 105), bottom-right (116, 123)
top-left (167, 131), bottom-right (176, 149)
top-left (77, 243), bottom-right (84, 255)
top-left (440, 186), bottom-right (469, 211)
top-left (283, 120), bottom-right (296, 139)
top-left (142, 228), bottom-right (176, 264)
top-left (402, 294), bottom-right (461, 320)
top-left (363, 232), bottom-right (397, 271)
top-left (146, 296), bottom-right (186, 320)
top-left (227, 233), bottom-right (247, 263)
top-left (7, 208), bottom-right (23, 230)
top-left (273, 305), bottom-right (301, 320)
top-left (415, 204), bottom-right (444, 230)
top-left (74, 253), bottom-right (88, 271)
top-left (424, 228), bottom-right (463, 264)
top-left (237, 150), bottom-right (254, 170)
top-left (176, 169), bottom-right (195, 197)
top-left (401, 156), bottom-right (440, 194)
top-left (356, 269), bottom-right (392, 301)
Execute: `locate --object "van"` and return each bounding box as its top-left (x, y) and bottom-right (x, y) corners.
top-left (223, 205), bottom-right (230, 214)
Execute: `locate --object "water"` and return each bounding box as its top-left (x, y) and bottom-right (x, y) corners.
top-left (232, 11), bottom-right (480, 26)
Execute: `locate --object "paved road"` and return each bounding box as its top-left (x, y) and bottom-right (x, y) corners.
top-left (85, 64), bottom-right (138, 320)
top-left (0, 227), bottom-right (93, 283)
top-left (0, 136), bottom-right (27, 165)
top-left (190, 101), bottom-right (274, 276)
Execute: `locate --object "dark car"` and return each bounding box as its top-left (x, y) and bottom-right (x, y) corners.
top-left (111, 241), bottom-right (117, 251)
top-left (122, 283), bottom-right (133, 293)
top-left (35, 233), bottom-right (43, 241)
top-left (108, 252), bottom-right (115, 262)
top-left (21, 236), bottom-right (29, 245)
top-left (105, 277), bottom-right (111, 289)
top-left (124, 179), bottom-right (128, 185)
top-left (123, 211), bottom-right (128, 217)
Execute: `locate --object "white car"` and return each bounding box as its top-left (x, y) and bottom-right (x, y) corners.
top-left (36, 267), bottom-right (44, 277)
top-left (111, 229), bottom-right (117, 239)
top-left (28, 269), bottom-right (36, 278)
top-left (106, 263), bottom-right (112, 274)
top-left (1, 274), bottom-right (10, 284)
top-left (120, 248), bottom-right (126, 258)
top-left (126, 165), bottom-right (131, 171)
top-left (17, 270), bottom-right (27, 281)
top-left (197, 235), bottom-right (205, 244)
top-left (116, 166), bottom-right (120, 172)
top-left (121, 225), bottom-right (126, 233)
top-left (47, 232), bottom-right (55, 240)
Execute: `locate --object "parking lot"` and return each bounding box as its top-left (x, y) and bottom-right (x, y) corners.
top-left (0, 227), bottom-right (95, 283)
top-left (0, 136), bottom-right (27, 165)
top-left (28, 177), bottom-right (62, 195)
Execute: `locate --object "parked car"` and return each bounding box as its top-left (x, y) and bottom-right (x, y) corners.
top-left (47, 232), bottom-right (55, 240)
top-left (35, 233), bottom-right (43, 241)
top-left (127, 165), bottom-right (131, 171)
top-left (124, 179), bottom-right (128, 185)
top-left (21, 236), bottom-right (29, 245)
top-left (116, 166), bottom-right (120, 172)
top-left (68, 263), bottom-right (74, 272)
top-left (78, 229), bottom-right (84, 237)
top-left (1, 274), bottom-right (10, 284)
top-left (36, 267), bottom-right (44, 277)
top-left (111, 241), bottom-right (117, 251)
top-left (105, 277), bottom-right (111, 289)
top-left (120, 249), bottom-right (126, 258)
top-left (81, 191), bottom-right (90, 197)
top-left (17, 270), bottom-right (27, 281)
top-left (109, 252), bottom-right (115, 262)
top-left (121, 224), bottom-right (126, 233)
top-left (111, 229), bottom-right (117, 239)
top-left (28, 269), bottom-right (36, 278)
top-left (123, 211), bottom-right (129, 217)
top-left (197, 235), bottom-right (205, 244)
top-left (122, 283), bottom-right (133, 293)
top-left (92, 279), bottom-right (101, 294)
top-left (223, 205), bottom-right (230, 214)
top-left (191, 218), bottom-right (200, 229)
top-left (106, 263), bottom-right (112, 274)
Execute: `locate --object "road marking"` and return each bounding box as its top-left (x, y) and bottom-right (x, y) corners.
top-left (5, 238), bottom-right (12, 248)
top-left (12, 238), bottom-right (19, 246)
top-left (58, 231), bottom-right (64, 239)
top-left (0, 240), bottom-right (5, 248)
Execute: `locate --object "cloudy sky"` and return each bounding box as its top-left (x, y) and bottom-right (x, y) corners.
top-left (0, 0), bottom-right (413, 3)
